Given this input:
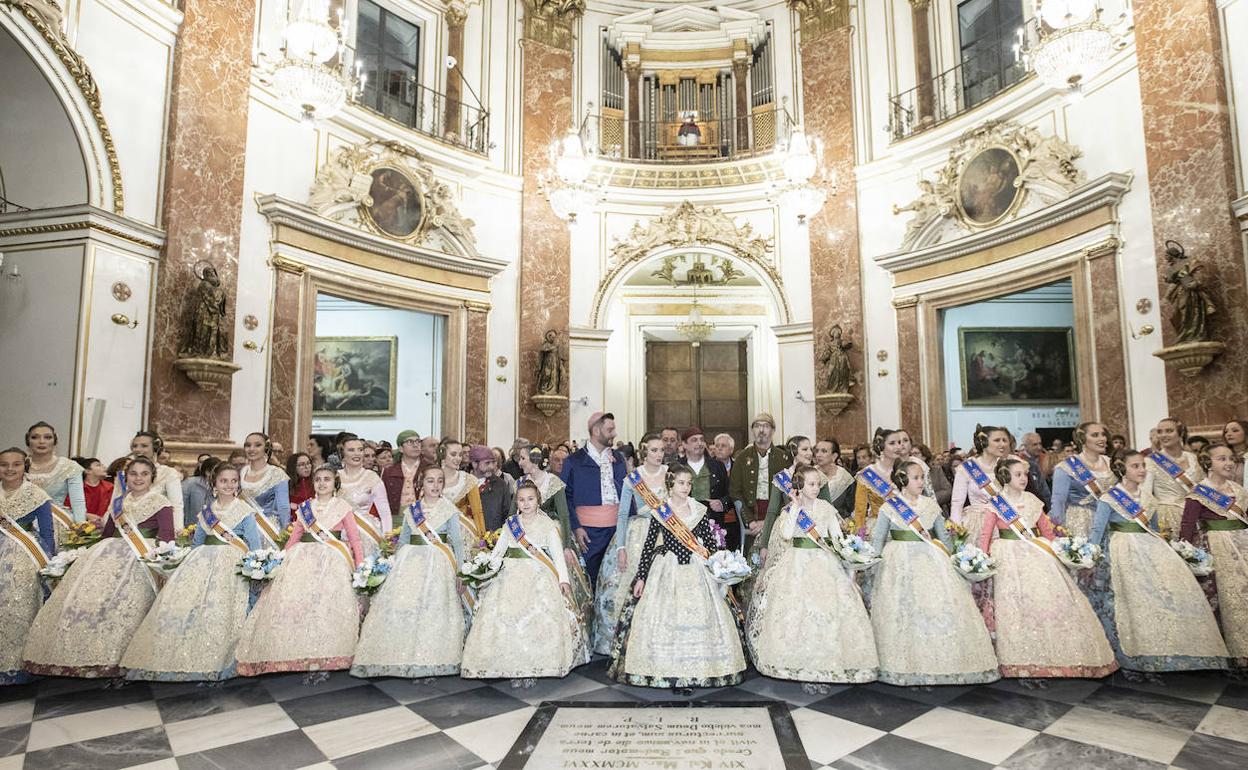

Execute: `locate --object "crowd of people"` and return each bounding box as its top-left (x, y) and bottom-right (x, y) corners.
top-left (1, 411), bottom-right (1246, 690)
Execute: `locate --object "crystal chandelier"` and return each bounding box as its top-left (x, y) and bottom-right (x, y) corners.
top-left (1017, 1), bottom-right (1131, 94)
top-left (676, 299), bottom-right (715, 347)
top-left (263, 0), bottom-right (363, 123)
top-left (539, 130), bottom-right (600, 223)
top-left (774, 128), bottom-right (832, 224)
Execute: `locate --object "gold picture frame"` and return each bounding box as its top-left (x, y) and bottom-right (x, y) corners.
top-left (955, 145), bottom-right (1024, 230)
top-left (361, 164), bottom-right (427, 241)
top-left (958, 327), bottom-right (1078, 406)
top-left (312, 336), bottom-right (399, 416)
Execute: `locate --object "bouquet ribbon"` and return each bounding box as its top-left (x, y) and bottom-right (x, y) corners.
top-left (297, 502), bottom-right (355, 568)
top-left (0, 513), bottom-right (49, 569)
top-left (199, 506), bottom-right (250, 553)
top-left (883, 493), bottom-right (950, 555)
top-left (1106, 486), bottom-right (1166, 540)
top-left (988, 495), bottom-right (1058, 558)
top-left (1149, 452), bottom-right (1195, 492)
top-left (1191, 483), bottom-right (1248, 526)
top-left (1062, 456), bottom-right (1104, 497)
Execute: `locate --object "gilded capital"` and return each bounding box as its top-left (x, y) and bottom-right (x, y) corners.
top-left (444, 2), bottom-right (468, 28)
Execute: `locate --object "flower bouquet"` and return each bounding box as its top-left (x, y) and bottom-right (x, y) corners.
top-left (273, 524), bottom-right (295, 548)
top-left (1171, 540), bottom-right (1214, 576)
top-left (39, 548), bottom-right (86, 582)
top-left (708, 520), bottom-right (729, 551)
top-left (1052, 536), bottom-right (1103, 571)
top-left (351, 554), bottom-right (394, 595)
top-left (380, 527), bottom-right (402, 557)
top-left (459, 551), bottom-right (503, 591)
top-left (951, 544), bottom-right (996, 582)
top-left (63, 521), bottom-right (102, 550)
top-left (141, 541), bottom-right (191, 572)
top-left (237, 548), bottom-right (285, 581)
top-left (705, 550), bottom-right (752, 587)
top-left (174, 523), bottom-right (197, 548)
top-left (945, 519), bottom-right (970, 550)
top-left (829, 534), bottom-right (882, 571)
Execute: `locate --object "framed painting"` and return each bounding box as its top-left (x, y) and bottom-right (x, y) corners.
top-left (362, 165), bottom-right (425, 240)
top-left (956, 146), bottom-right (1022, 228)
top-left (958, 327), bottom-right (1077, 406)
top-left (312, 336), bottom-right (398, 416)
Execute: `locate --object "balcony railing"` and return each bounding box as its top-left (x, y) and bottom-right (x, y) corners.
top-left (355, 79), bottom-right (490, 156)
top-left (581, 107), bottom-right (794, 164)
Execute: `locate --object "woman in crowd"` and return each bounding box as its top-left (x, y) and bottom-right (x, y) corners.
top-left (814, 438), bottom-right (855, 518)
top-left (1144, 417), bottom-right (1203, 538)
top-left (870, 459), bottom-right (999, 685)
top-left (181, 456), bottom-right (220, 527)
top-left (236, 465), bottom-right (363, 675)
top-left (917, 443), bottom-right (952, 512)
top-left (375, 441), bottom-right (395, 472)
top-left (286, 452), bottom-right (315, 513)
top-left (338, 436), bottom-right (391, 554)
top-left (850, 445), bottom-right (874, 475)
top-left (24, 422), bottom-right (85, 532)
top-left (0, 447), bottom-right (55, 685)
top-left (1050, 422), bottom-right (1115, 539)
top-left (609, 466), bottom-right (746, 688)
top-left (461, 481), bottom-right (588, 683)
top-left (241, 432), bottom-right (290, 530)
top-left (982, 457), bottom-right (1116, 679)
top-left (750, 465), bottom-right (877, 686)
top-left (594, 435), bottom-right (667, 655)
top-left (362, 442), bottom-right (378, 471)
top-left (352, 466), bottom-right (469, 678)
top-left (306, 435), bottom-right (331, 467)
top-left (439, 439), bottom-right (486, 539)
top-left (123, 463), bottom-right (264, 681)
top-left (113, 431), bottom-right (184, 529)
top-left (25, 457), bottom-right (174, 677)
top-left (1089, 450), bottom-right (1227, 674)
top-left (950, 425), bottom-right (1012, 547)
top-left (1181, 445), bottom-right (1248, 668)
top-left (1222, 420), bottom-right (1248, 485)
top-left (74, 456), bottom-right (113, 520)
top-left (853, 428), bottom-right (908, 534)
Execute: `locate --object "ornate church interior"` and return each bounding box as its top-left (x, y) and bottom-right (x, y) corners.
top-left (2, 0), bottom-right (1248, 768)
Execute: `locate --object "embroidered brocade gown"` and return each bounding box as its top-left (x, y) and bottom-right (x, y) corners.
top-left (1051, 456), bottom-right (1115, 540)
top-left (461, 513), bottom-right (590, 678)
top-left (523, 472), bottom-right (594, 647)
top-left (24, 492), bottom-right (173, 677)
top-left (1089, 489), bottom-right (1227, 671)
top-left (609, 499), bottom-right (746, 688)
top-left (234, 497), bottom-right (364, 675)
top-left (869, 494), bottom-right (999, 685)
top-left (338, 468), bottom-right (391, 557)
top-left (748, 499), bottom-right (878, 683)
top-left (1181, 481), bottom-right (1248, 665)
top-left (351, 497), bottom-right (468, 678)
top-left (122, 498), bottom-right (265, 681)
top-left (950, 458), bottom-right (999, 549)
top-left (444, 470), bottom-right (487, 541)
top-left (852, 464), bottom-right (894, 536)
top-left (1, 482), bottom-right (55, 685)
top-left (981, 490), bottom-right (1117, 678)
top-left (1144, 451), bottom-right (1203, 539)
top-left (593, 465), bottom-right (666, 655)
top-left (109, 465), bottom-right (184, 529)
top-left (241, 464), bottom-right (291, 530)
top-left (27, 456), bottom-right (86, 542)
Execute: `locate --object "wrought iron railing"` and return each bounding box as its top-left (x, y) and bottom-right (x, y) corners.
top-left (355, 79), bottom-right (490, 156)
top-left (581, 106), bottom-right (795, 164)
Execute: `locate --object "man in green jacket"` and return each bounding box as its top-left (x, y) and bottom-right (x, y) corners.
top-left (729, 412), bottom-right (792, 553)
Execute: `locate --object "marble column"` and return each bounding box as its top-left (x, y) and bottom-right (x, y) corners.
top-left (1135, 0), bottom-right (1248, 427)
top-left (893, 298), bottom-right (923, 436)
top-left (464, 301), bottom-right (490, 444)
top-left (1086, 244), bottom-right (1130, 436)
top-left (732, 57), bottom-right (751, 152)
top-left (910, 0), bottom-right (934, 126)
top-left (625, 61), bottom-right (642, 160)
top-left (802, 22), bottom-right (868, 442)
top-left (267, 261), bottom-right (306, 456)
top-left (444, 2), bottom-right (467, 139)
top-left (149, 0), bottom-right (255, 451)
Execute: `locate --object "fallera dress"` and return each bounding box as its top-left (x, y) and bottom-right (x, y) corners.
top-left (1050, 455), bottom-right (1115, 540)
top-left (1143, 450), bottom-right (1203, 539)
top-left (0, 482), bottom-right (55, 685)
top-left (1181, 480), bottom-right (1248, 666)
top-left (520, 471), bottom-right (595, 647)
top-left (593, 465), bottom-right (666, 655)
top-left (27, 456), bottom-right (86, 543)
top-left (241, 463), bottom-right (291, 530)
top-left (338, 467), bottom-right (391, 557)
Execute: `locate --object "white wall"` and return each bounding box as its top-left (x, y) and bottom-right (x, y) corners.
top-left (312, 295), bottom-right (445, 440)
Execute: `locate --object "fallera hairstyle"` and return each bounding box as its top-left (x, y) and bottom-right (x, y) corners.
top-left (1110, 449), bottom-right (1142, 480)
top-left (664, 465), bottom-right (695, 491)
top-left (872, 428), bottom-right (902, 457)
top-left (994, 456), bottom-right (1027, 487)
top-left (245, 431), bottom-right (273, 458)
top-left (24, 421), bottom-right (58, 446)
top-left (890, 459), bottom-right (922, 490)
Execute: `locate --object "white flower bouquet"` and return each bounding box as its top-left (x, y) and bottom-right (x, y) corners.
top-left (705, 549), bottom-right (752, 586)
top-left (236, 548), bottom-right (284, 581)
top-left (458, 551), bottom-right (503, 590)
top-left (1052, 536), bottom-right (1104, 571)
top-left (141, 541), bottom-right (190, 572)
top-left (830, 534), bottom-right (882, 571)
top-left (39, 548), bottom-right (86, 581)
top-left (351, 554), bottom-right (394, 595)
top-left (1171, 540), bottom-right (1214, 576)
top-left (951, 544), bottom-right (996, 582)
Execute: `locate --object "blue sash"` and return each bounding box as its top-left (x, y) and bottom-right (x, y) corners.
top-left (1064, 456), bottom-right (1104, 496)
top-left (408, 501), bottom-right (426, 529)
top-left (507, 514), bottom-right (525, 541)
top-left (965, 460), bottom-right (994, 490)
top-left (990, 494), bottom-right (1057, 555)
top-left (885, 495), bottom-right (919, 524)
top-left (1150, 452), bottom-right (1193, 489)
top-left (989, 495), bottom-right (1020, 525)
top-left (860, 467), bottom-right (894, 499)
top-left (1192, 483), bottom-right (1247, 520)
top-left (1107, 486), bottom-right (1144, 519)
top-left (773, 469), bottom-right (794, 496)
top-left (112, 471), bottom-right (127, 516)
top-left (795, 508), bottom-right (816, 533)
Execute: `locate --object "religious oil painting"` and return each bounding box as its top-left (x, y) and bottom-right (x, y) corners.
top-left (958, 327), bottom-right (1077, 406)
top-left (957, 146), bottom-right (1022, 227)
top-left (363, 166), bottom-right (425, 239)
top-left (312, 336), bottom-right (398, 416)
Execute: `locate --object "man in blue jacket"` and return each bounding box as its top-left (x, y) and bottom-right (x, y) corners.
top-left (561, 411), bottom-right (626, 585)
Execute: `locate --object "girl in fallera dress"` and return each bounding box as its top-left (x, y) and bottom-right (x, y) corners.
top-left (1089, 451), bottom-right (1228, 675)
top-left (235, 466), bottom-right (364, 675)
top-left (609, 467), bottom-right (746, 689)
top-left (461, 481), bottom-right (589, 683)
top-left (1143, 418), bottom-right (1204, 538)
top-left (853, 428), bottom-right (908, 535)
top-left (240, 432), bottom-right (290, 530)
top-left (351, 466), bottom-right (469, 678)
top-left (759, 437), bottom-right (838, 551)
top-left (438, 439), bottom-right (487, 539)
top-left (749, 465), bottom-right (878, 686)
top-left (0, 447), bottom-right (56, 685)
top-left (110, 431), bottom-right (185, 529)
top-left (950, 425), bottom-right (1011, 546)
top-left (1181, 445), bottom-right (1248, 667)
top-left (25, 457), bottom-right (174, 678)
top-left (24, 422), bottom-right (87, 541)
top-left (982, 457), bottom-right (1117, 680)
top-left (1051, 422), bottom-right (1115, 540)
top-left (869, 460), bottom-right (999, 685)
top-left (123, 464), bottom-right (264, 681)
top-left (594, 435), bottom-right (667, 655)
top-left (337, 437), bottom-right (392, 556)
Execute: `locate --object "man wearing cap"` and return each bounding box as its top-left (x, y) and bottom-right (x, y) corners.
top-left (470, 444), bottom-right (513, 532)
top-left (382, 429), bottom-right (428, 515)
top-left (729, 413), bottom-right (792, 553)
top-left (678, 426), bottom-right (735, 549)
top-left (560, 411), bottom-right (626, 585)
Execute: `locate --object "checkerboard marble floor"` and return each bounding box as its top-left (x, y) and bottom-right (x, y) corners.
top-left (1, 659), bottom-right (1245, 770)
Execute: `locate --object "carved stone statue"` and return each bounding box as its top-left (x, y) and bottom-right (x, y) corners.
top-left (819, 324), bottom-right (854, 394)
top-left (1162, 241), bottom-right (1217, 343)
top-left (535, 330), bottom-right (567, 396)
top-left (179, 264), bottom-right (230, 359)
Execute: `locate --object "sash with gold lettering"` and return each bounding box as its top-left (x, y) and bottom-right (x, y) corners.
top-left (353, 511), bottom-right (385, 548)
top-left (1191, 483), bottom-right (1248, 525)
top-left (506, 514), bottom-right (562, 583)
top-left (793, 507), bottom-right (839, 557)
top-left (1062, 456), bottom-right (1105, 497)
top-left (860, 466), bottom-right (896, 501)
top-left (625, 469), bottom-right (667, 516)
top-left (650, 501), bottom-right (711, 559)
top-left (988, 495), bottom-right (1058, 557)
top-left (49, 503), bottom-right (75, 531)
top-left (964, 460), bottom-right (999, 496)
top-left (1149, 452), bottom-right (1196, 492)
top-left (297, 501), bottom-right (355, 568)
top-left (198, 505), bottom-right (251, 553)
top-left (884, 494), bottom-right (950, 555)
top-left (1105, 485), bottom-right (1166, 540)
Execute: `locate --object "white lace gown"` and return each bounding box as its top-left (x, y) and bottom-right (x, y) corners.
top-left (593, 466), bottom-right (666, 655)
top-left (1143, 451), bottom-right (1203, 538)
top-left (0, 482), bottom-right (53, 684)
top-left (338, 468), bottom-right (391, 557)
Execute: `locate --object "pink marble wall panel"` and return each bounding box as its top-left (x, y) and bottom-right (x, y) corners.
top-left (267, 267), bottom-right (303, 456)
top-left (149, 0), bottom-right (255, 442)
top-left (895, 304), bottom-right (923, 441)
top-left (1088, 255), bottom-right (1130, 440)
top-left (1135, 0), bottom-right (1248, 428)
top-left (464, 308), bottom-right (489, 445)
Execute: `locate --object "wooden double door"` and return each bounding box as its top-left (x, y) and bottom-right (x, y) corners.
top-left (645, 341), bottom-right (748, 447)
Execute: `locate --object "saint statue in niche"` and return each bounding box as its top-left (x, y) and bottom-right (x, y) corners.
top-left (535, 330), bottom-right (567, 396)
top-left (819, 324), bottom-right (854, 394)
top-left (364, 166), bottom-right (424, 239)
top-left (957, 147), bottom-right (1021, 227)
top-left (1162, 240), bottom-right (1217, 343)
top-left (178, 263), bottom-right (230, 360)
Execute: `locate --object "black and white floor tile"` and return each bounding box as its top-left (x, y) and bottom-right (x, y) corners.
top-left (0, 661), bottom-right (1245, 769)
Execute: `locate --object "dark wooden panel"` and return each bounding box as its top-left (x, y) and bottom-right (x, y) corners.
top-left (647, 340), bottom-right (748, 443)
